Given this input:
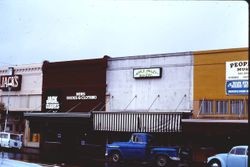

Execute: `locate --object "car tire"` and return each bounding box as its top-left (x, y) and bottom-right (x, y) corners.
top-left (208, 159), bottom-right (221, 167)
top-left (156, 155), bottom-right (169, 167)
top-left (109, 151), bottom-right (122, 163)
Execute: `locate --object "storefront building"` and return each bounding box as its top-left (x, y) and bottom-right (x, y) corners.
top-left (25, 58), bottom-right (108, 159)
top-left (182, 48), bottom-right (248, 162)
top-left (192, 48), bottom-right (248, 119)
top-left (0, 64), bottom-right (42, 147)
top-left (22, 48), bottom-right (247, 162)
top-left (106, 52), bottom-right (193, 113)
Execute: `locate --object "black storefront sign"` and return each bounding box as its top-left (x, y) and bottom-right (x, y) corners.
top-left (0, 75), bottom-right (22, 91)
top-left (45, 89), bottom-right (61, 112)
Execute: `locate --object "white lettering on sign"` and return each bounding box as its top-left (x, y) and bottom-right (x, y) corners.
top-left (66, 92), bottom-right (97, 100)
top-left (46, 96), bottom-right (60, 109)
top-left (226, 60), bottom-right (248, 80)
top-left (0, 75), bottom-right (22, 91)
top-left (227, 81), bottom-right (248, 88)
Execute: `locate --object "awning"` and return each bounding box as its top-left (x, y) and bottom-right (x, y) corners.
top-left (24, 112), bottom-right (92, 129)
top-left (24, 112), bottom-right (91, 118)
top-left (182, 119), bottom-right (248, 135)
top-left (182, 119), bottom-right (248, 124)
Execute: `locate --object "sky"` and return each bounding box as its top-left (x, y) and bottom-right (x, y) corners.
top-left (0, 0), bottom-right (248, 67)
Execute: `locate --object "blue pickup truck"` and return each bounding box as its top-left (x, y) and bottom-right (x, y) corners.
top-left (105, 133), bottom-right (190, 167)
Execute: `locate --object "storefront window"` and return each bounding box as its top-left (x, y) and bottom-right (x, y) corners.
top-left (215, 101), bottom-right (228, 114)
top-left (200, 100), bottom-right (213, 114)
top-left (45, 129), bottom-right (62, 143)
top-left (230, 100), bottom-right (244, 115)
top-left (200, 99), bottom-right (248, 116)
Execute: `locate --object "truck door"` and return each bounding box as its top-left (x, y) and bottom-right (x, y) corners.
top-left (126, 134), bottom-right (147, 160)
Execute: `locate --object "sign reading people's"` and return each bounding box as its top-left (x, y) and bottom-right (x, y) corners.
top-left (0, 75), bottom-right (22, 91)
top-left (226, 60), bottom-right (248, 95)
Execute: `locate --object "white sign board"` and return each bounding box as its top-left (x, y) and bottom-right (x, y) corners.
top-left (133, 67), bottom-right (162, 78)
top-left (226, 60), bottom-right (248, 95)
top-left (226, 60), bottom-right (248, 80)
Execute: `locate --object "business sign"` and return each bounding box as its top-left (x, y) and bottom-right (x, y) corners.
top-left (133, 67), bottom-right (162, 79)
top-left (66, 92), bottom-right (97, 100)
top-left (226, 60), bottom-right (248, 80)
top-left (226, 80), bottom-right (248, 95)
top-left (225, 60), bottom-right (248, 95)
top-left (0, 75), bottom-right (22, 91)
top-left (46, 96), bottom-right (60, 110)
top-left (44, 90), bottom-right (61, 112)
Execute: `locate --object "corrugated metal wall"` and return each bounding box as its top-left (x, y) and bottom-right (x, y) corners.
top-left (93, 111), bottom-right (183, 133)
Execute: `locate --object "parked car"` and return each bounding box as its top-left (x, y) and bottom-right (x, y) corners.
top-left (0, 132), bottom-right (23, 149)
top-left (206, 145), bottom-right (248, 167)
top-left (105, 133), bottom-right (191, 167)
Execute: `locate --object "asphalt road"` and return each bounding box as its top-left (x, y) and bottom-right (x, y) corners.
top-left (0, 149), bottom-right (204, 167)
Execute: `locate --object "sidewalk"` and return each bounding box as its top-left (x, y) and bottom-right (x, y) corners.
top-left (0, 158), bottom-right (42, 167)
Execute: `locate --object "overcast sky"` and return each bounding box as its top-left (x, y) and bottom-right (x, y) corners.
top-left (0, 0), bottom-right (248, 66)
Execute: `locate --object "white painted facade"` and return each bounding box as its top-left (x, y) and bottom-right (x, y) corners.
top-left (0, 64), bottom-right (42, 147)
top-left (0, 64), bottom-right (42, 113)
top-left (106, 52), bottom-right (193, 112)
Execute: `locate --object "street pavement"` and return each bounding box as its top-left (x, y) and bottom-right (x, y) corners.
top-left (0, 159), bottom-right (42, 167)
top-left (0, 147), bottom-right (205, 167)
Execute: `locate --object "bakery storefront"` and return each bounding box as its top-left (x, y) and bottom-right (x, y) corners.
top-left (24, 57), bottom-right (107, 159)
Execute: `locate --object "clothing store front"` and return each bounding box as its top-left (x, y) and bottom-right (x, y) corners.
top-left (25, 57), bottom-right (108, 158)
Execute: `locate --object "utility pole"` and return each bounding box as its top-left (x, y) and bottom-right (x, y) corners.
top-left (4, 85), bottom-right (11, 132)
top-left (3, 67), bottom-right (14, 132)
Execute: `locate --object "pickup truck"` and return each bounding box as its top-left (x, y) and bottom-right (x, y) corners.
top-left (105, 133), bottom-right (190, 167)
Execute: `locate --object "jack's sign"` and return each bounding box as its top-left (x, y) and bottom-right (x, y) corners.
top-left (0, 75), bottom-right (22, 91)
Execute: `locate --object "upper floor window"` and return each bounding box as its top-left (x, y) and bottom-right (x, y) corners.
top-left (230, 100), bottom-right (245, 115)
top-left (215, 101), bottom-right (228, 114)
top-left (199, 99), bottom-right (248, 116)
top-left (200, 100), bottom-right (213, 114)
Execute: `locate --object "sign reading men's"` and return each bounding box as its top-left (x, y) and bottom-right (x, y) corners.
top-left (0, 75), bottom-right (22, 91)
top-left (226, 60), bottom-right (248, 95)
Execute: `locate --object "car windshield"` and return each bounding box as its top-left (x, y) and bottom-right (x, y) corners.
top-left (10, 134), bottom-right (21, 140)
top-left (0, 133), bottom-right (8, 138)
